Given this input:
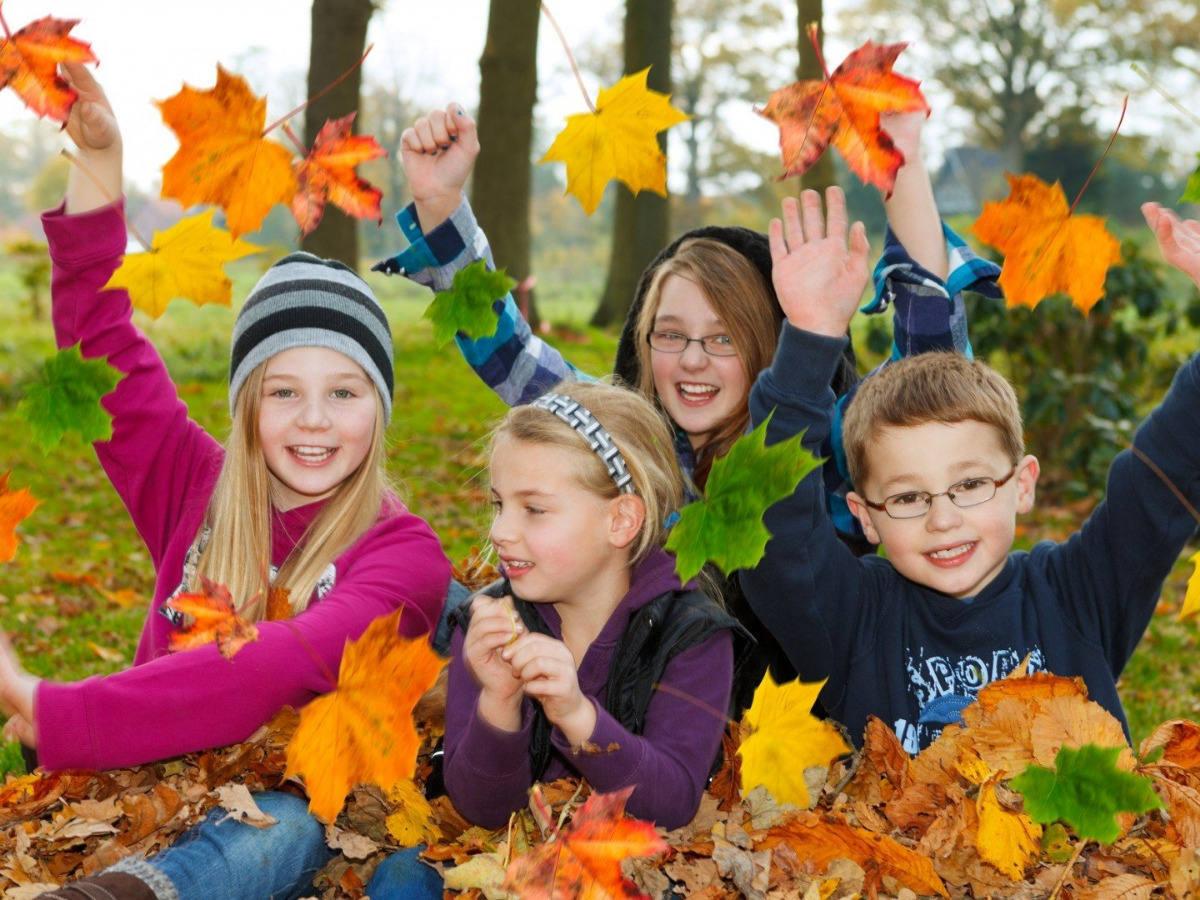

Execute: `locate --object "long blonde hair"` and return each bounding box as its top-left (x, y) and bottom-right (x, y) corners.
top-left (492, 381), bottom-right (685, 567)
top-left (192, 361), bottom-right (393, 620)
top-left (632, 238), bottom-right (781, 487)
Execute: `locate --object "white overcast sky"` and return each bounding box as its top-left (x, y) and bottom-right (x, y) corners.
top-left (0, 0), bottom-right (1189, 192)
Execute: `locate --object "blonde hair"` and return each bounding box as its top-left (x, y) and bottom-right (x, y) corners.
top-left (633, 238), bottom-right (780, 487)
top-left (492, 381), bottom-right (685, 567)
top-left (192, 361), bottom-right (393, 620)
top-left (842, 352), bottom-right (1025, 489)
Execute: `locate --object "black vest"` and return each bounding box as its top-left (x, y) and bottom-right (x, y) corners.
top-left (459, 580), bottom-right (745, 780)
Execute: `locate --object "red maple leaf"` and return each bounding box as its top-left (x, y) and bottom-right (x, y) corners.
top-left (0, 7), bottom-right (96, 122)
top-left (163, 578), bottom-right (259, 659)
top-left (290, 113), bottom-right (385, 236)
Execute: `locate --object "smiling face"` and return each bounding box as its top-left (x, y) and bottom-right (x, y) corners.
top-left (488, 435), bottom-right (639, 607)
top-left (647, 274), bottom-right (750, 450)
top-left (256, 346), bottom-right (379, 511)
top-left (846, 419), bottom-right (1040, 599)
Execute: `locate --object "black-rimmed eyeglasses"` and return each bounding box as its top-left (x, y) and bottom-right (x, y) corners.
top-left (646, 330), bottom-right (738, 357)
top-left (861, 466), bottom-right (1018, 520)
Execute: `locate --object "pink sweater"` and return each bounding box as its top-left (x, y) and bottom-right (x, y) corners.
top-left (35, 200), bottom-right (451, 771)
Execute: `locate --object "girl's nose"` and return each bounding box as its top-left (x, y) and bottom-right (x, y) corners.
top-left (678, 340), bottom-right (709, 369)
top-left (297, 398), bottom-right (332, 429)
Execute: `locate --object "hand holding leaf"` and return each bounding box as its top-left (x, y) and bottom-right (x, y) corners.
top-left (769, 187), bottom-right (871, 337)
top-left (464, 594), bottom-right (525, 705)
top-left (502, 632), bottom-right (593, 741)
top-left (1142, 202), bottom-right (1200, 290)
top-left (60, 61), bottom-right (118, 154)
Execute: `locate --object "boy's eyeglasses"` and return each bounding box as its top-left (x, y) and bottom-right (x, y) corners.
top-left (862, 466), bottom-right (1018, 520)
top-left (646, 330), bottom-right (738, 357)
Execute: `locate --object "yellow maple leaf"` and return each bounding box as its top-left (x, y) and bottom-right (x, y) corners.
top-left (738, 673), bottom-right (849, 808)
top-left (103, 211), bottom-right (263, 319)
top-left (540, 67), bottom-right (688, 215)
top-left (385, 778), bottom-right (441, 847)
top-left (156, 65), bottom-right (298, 238)
top-left (285, 609), bottom-right (446, 822)
top-left (1178, 550), bottom-right (1200, 621)
top-left (972, 172), bottom-right (1121, 314)
top-left (974, 776), bottom-right (1042, 880)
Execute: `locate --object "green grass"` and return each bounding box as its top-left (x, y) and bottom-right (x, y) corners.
top-left (0, 256), bottom-right (1196, 761)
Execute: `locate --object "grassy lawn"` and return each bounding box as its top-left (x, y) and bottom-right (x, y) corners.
top-left (0, 255), bottom-right (1197, 762)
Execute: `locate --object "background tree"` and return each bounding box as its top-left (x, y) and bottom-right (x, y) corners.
top-left (591, 0), bottom-right (674, 328)
top-left (796, 0), bottom-right (836, 193)
top-left (473, 0), bottom-right (542, 326)
top-left (300, 0), bottom-right (376, 267)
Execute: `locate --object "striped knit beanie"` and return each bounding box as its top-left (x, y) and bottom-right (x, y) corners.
top-left (229, 252), bottom-right (395, 422)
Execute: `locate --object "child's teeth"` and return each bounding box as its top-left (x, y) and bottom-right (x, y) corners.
top-left (931, 544), bottom-right (971, 560)
top-left (680, 384), bottom-right (717, 396)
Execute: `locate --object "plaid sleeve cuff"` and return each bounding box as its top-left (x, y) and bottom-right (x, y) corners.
top-left (372, 196), bottom-right (494, 290)
top-left (865, 221), bottom-right (1002, 314)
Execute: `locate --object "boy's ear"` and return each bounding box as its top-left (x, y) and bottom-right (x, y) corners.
top-left (609, 495), bottom-right (646, 551)
top-left (845, 491), bottom-right (882, 545)
top-left (1014, 454), bottom-right (1040, 514)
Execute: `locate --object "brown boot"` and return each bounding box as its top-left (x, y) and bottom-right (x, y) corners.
top-left (39, 873), bottom-right (157, 900)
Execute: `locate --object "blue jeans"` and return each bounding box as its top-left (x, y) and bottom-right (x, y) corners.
top-left (108, 791), bottom-right (332, 899)
top-left (365, 847), bottom-right (443, 899)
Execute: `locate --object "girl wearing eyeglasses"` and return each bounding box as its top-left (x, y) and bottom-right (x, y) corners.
top-left (380, 104), bottom-right (1001, 707)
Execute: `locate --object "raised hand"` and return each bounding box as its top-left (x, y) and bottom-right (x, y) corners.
top-left (880, 109), bottom-right (947, 278)
top-left (502, 633), bottom-right (596, 745)
top-left (59, 61), bottom-right (122, 213)
top-left (1143, 202), bottom-right (1200, 290)
top-left (401, 103), bottom-right (480, 231)
top-left (462, 594), bottom-right (525, 730)
top-left (770, 187), bottom-right (871, 337)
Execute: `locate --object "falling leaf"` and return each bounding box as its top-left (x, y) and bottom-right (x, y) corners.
top-left (504, 786), bottom-right (668, 899)
top-left (1182, 154), bottom-right (1200, 204)
top-left (453, 546), bottom-right (501, 592)
top-left (738, 674), bottom-right (849, 809)
top-left (759, 811), bottom-right (949, 898)
top-left (0, 9), bottom-right (95, 122)
top-left (102, 211), bottom-right (263, 319)
top-left (163, 578), bottom-right (259, 659)
top-left (1179, 551), bottom-right (1200, 621)
top-left (18, 344), bottom-right (123, 450)
top-left (665, 414), bottom-right (822, 582)
top-left (384, 779), bottom-right (440, 847)
top-left (540, 67), bottom-right (689, 215)
top-left (0, 473), bottom-right (37, 564)
top-left (758, 41), bottom-right (928, 195)
top-left (1011, 744), bottom-right (1163, 844)
top-left (974, 776), bottom-right (1042, 880)
top-left (424, 260), bottom-right (516, 347)
top-left (291, 113), bottom-right (385, 236)
top-left (972, 172), bottom-right (1121, 313)
top-left (285, 609), bottom-right (446, 822)
top-left (265, 586), bottom-right (292, 621)
top-left (156, 65), bottom-right (298, 238)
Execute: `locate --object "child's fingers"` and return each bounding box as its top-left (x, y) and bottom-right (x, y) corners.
top-left (848, 221), bottom-right (870, 264)
top-left (824, 185), bottom-right (848, 244)
top-left (413, 118), bottom-right (439, 154)
top-left (768, 218), bottom-right (787, 263)
top-left (400, 127), bottom-right (426, 155)
top-left (512, 654), bottom-right (569, 684)
top-left (781, 196), bottom-right (803, 250)
top-left (427, 110), bottom-right (452, 148)
top-left (449, 104), bottom-right (480, 154)
top-left (800, 189), bottom-right (825, 242)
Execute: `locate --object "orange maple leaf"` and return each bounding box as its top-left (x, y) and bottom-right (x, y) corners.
top-left (973, 172), bottom-right (1122, 313)
top-left (759, 40), bottom-right (927, 195)
top-left (0, 471), bottom-right (38, 563)
top-left (504, 786), bottom-right (668, 899)
top-left (290, 113), bottom-right (385, 236)
top-left (163, 578), bottom-right (259, 659)
top-left (156, 65), bottom-right (298, 238)
top-left (0, 8), bottom-right (95, 122)
top-left (284, 609), bottom-right (446, 823)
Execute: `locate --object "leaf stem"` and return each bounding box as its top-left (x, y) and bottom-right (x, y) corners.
top-left (1131, 445), bottom-right (1200, 526)
top-left (1131, 62), bottom-right (1200, 129)
top-left (788, 22), bottom-right (834, 183)
top-left (281, 122), bottom-right (307, 157)
top-left (262, 44), bottom-right (374, 137)
top-left (1047, 839), bottom-right (1087, 900)
top-left (653, 681), bottom-right (737, 730)
top-left (0, 4), bottom-right (12, 41)
top-left (540, 2), bottom-right (595, 113)
top-left (60, 149), bottom-right (151, 251)
top-left (1066, 95), bottom-right (1128, 218)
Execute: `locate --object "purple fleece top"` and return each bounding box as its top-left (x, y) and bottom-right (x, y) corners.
top-left (443, 548), bottom-right (734, 830)
top-left (35, 199), bottom-right (451, 772)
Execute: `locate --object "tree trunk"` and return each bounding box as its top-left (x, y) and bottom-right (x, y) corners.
top-left (473, 0), bottom-right (541, 327)
top-left (795, 0), bottom-right (836, 194)
top-left (591, 0), bottom-right (673, 328)
top-left (300, 0), bottom-right (374, 268)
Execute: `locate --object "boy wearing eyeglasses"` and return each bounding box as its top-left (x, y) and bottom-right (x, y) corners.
top-left (742, 196), bottom-right (1200, 753)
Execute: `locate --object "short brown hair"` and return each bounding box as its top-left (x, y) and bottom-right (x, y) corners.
top-left (842, 352), bottom-right (1024, 489)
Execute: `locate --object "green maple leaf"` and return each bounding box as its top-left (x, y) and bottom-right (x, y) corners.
top-left (424, 260), bottom-right (516, 347)
top-left (1181, 153), bottom-right (1200, 204)
top-left (1010, 744), bottom-right (1163, 844)
top-left (18, 345), bottom-right (123, 450)
top-left (665, 414), bottom-right (822, 583)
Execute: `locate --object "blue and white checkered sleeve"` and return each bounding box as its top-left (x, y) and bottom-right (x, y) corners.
top-left (372, 197), bottom-right (493, 291)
